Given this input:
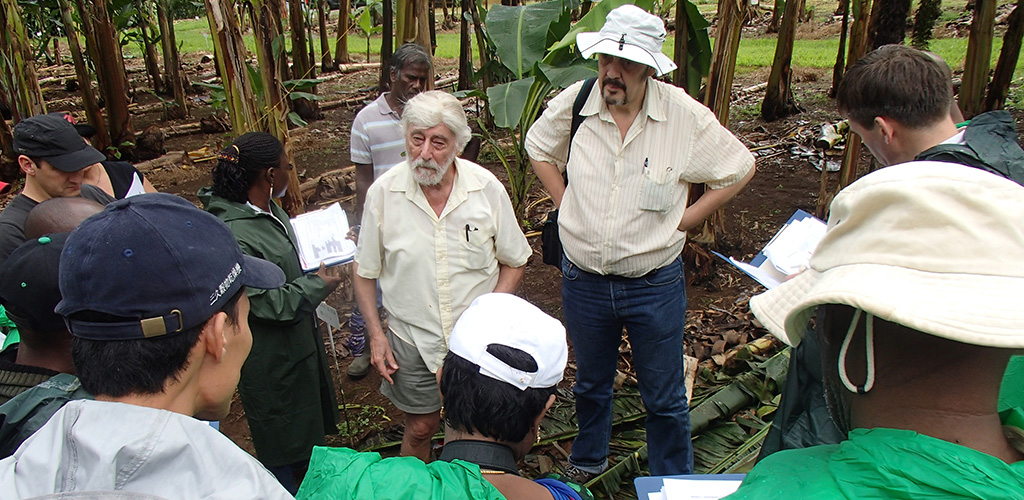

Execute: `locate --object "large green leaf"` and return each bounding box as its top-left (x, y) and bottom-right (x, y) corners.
top-left (486, 77), bottom-right (536, 129)
top-left (539, 61), bottom-right (598, 89)
top-left (547, 0), bottom-right (656, 55)
top-left (484, 1), bottom-right (566, 79)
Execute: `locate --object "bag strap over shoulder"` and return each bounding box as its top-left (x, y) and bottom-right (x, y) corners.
top-left (566, 77), bottom-right (597, 174)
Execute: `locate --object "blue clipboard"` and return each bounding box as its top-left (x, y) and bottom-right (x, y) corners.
top-left (634, 474), bottom-right (746, 499)
top-left (711, 209), bottom-right (820, 289)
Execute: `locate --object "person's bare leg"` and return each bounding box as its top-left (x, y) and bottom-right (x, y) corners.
top-left (401, 410), bottom-right (441, 462)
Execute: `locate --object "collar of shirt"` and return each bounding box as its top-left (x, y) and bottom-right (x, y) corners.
top-left (390, 158), bottom-right (485, 221)
top-left (377, 92), bottom-right (399, 117)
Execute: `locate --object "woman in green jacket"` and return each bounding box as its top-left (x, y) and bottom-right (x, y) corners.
top-left (200, 132), bottom-right (342, 493)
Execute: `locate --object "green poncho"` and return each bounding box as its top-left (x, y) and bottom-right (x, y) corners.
top-left (297, 447), bottom-right (506, 500)
top-left (725, 412), bottom-right (1024, 499)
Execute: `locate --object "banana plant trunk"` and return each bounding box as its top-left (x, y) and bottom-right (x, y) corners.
top-left (58, 0), bottom-right (109, 150)
top-left (156, 0), bottom-right (188, 119)
top-left (251, 0), bottom-right (305, 215)
top-left (290, 0), bottom-right (320, 120)
top-left (84, 0), bottom-right (134, 159)
top-left (672, 0), bottom-right (690, 91)
top-left (205, 0), bottom-right (260, 135)
top-left (959, 0), bottom-right (995, 118)
top-left (135, 0), bottom-right (166, 95)
top-left (458, 0), bottom-right (474, 90)
top-left (985, 0), bottom-right (1024, 110)
top-left (693, 0), bottom-right (749, 248)
top-left (761, 0), bottom-right (802, 121)
top-left (378, 0), bottom-right (394, 92)
top-left (334, 0), bottom-right (353, 65)
top-left (0, 0), bottom-right (46, 121)
top-left (317, 0), bottom-right (334, 71)
top-left (829, 0), bottom-right (850, 97)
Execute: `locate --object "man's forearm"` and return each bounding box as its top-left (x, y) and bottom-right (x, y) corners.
top-left (678, 166), bottom-right (756, 232)
top-left (530, 158), bottom-right (566, 208)
top-left (493, 263), bottom-right (526, 294)
top-left (352, 266), bottom-right (384, 336)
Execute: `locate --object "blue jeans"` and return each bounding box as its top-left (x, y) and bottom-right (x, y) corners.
top-left (562, 254), bottom-right (693, 476)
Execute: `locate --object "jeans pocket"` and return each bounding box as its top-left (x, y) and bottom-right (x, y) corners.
top-left (643, 260), bottom-right (683, 287)
top-left (561, 255), bottom-right (579, 281)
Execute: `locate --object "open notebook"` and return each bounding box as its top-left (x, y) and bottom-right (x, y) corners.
top-left (290, 202), bottom-right (357, 271)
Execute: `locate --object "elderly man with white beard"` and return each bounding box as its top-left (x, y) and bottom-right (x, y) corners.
top-left (352, 91), bottom-right (531, 462)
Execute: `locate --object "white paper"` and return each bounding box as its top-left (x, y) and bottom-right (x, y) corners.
top-left (728, 257), bottom-right (785, 290)
top-left (648, 491), bottom-right (667, 500)
top-left (762, 217), bottom-right (826, 275)
top-left (662, 478), bottom-right (743, 500)
top-left (289, 202), bottom-right (357, 271)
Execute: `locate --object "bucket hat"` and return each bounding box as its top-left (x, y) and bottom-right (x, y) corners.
top-left (749, 161), bottom-right (1024, 349)
top-left (576, 5), bottom-right (677, 76)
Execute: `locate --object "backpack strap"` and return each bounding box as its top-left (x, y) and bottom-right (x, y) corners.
top-left (566, 77), bottom-right (597, 172)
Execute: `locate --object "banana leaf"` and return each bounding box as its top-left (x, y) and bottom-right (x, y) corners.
top-left (484, 0), bottom-right (566, 79)
top-left (546, 0), bottom-right (655, 56)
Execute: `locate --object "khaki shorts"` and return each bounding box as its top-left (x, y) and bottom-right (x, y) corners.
top-left (379, 329), bottom-right (442, 414)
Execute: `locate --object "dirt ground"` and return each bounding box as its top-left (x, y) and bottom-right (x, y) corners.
top-left (17, 20), bottom-right (1024, 472)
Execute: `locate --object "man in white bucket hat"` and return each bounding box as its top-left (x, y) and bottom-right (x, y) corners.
top-left (526, 4), bottom-right (755, 480)
top-left (723, 161), bottom-right (1024, 499)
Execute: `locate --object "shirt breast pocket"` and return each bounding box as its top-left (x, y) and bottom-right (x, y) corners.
top-left (459, 222), bottom-right (495, 270)
top-left (638, 165), bottom-right (680, 213)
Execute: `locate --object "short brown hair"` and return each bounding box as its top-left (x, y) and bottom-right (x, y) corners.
top-left (836, 45), bottom-right (952, 129)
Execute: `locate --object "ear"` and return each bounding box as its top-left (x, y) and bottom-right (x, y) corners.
top-left (265, 168), bottom-right (275, 184)
top-left (18, 156), bottom-right (36, 176)
top-left (201, 311), bottom-right (229, 362)
top-left (532, 393), bottom-right (557, 429)
top-left (874, 116), bottom-right (896, 145)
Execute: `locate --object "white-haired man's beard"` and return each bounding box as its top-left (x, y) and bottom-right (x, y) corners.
top-left (411, 154), bottom-right (454, 186)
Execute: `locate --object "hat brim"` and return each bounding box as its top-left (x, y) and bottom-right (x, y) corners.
top-left (241, 255), bottom-right (286, 290)
top-left (576, 31), bottom-right (677, 76)
top-left (749, 263), bottom-right (1024, 349)
top-left (45, 146), bottom-right (106, 173)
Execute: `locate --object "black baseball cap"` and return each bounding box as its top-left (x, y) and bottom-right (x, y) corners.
top-left (13, 114), bottom-right (106, 173)
top-left (56, 193), bottom-right (286, 340)
top-left (0, 233), bottom-right (70, 333)
top-left (48, 111), bottom-right (98, 139)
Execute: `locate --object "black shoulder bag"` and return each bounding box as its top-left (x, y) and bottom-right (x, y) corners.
top-left (542, 77), bottom-right (596, 266)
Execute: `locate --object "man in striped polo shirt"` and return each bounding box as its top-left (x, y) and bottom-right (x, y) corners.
top-left (526, 5), bottom-right (755, 480)
top-left (347, 43), bottom-right (431, 379)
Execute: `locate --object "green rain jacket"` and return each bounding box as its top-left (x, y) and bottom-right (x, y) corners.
top-left (200, 188), bottom-right (339, 467)
top-left (297, 447), bottom-right (506, 500)
top-left (725, 409), bottom-right (1024, 499)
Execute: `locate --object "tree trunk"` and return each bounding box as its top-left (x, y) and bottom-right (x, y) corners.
top-left (762, 0), bottom-right (802, 121)
top-left (397, 0), bottom-right (415, 44)
top-left (73, 0), bottom-right (103, 91)
top-left (911, 0), bottom-right (942, 48)
top-left (984, 0), bottom-right (1024, 110)
top-left (469, 0), bottom-right (491, 126)
top-left (867, 0), bottom-right (912, 49)
top-left (458, 0), bottom-right (474, 90)
top-left (53, 38), bottom-right (61, 66)
top-left (85, 0), bottom-right (134, 159)
top-left (58, 0), bottom-right (109, 151)
top-left (0, 0), bottom-right (46, 121)
top-left (416, 0), bottom-right (435, 87)
top-left (135, 0), bottom-right (165, 95)
top-left (289, 0), bottom-right (320, 120)
top-left (673, 0), bottom-right (692, 93)
top-left (768, 0), bottom-right (782, 33)
top-left (695, 0), bottom-right (749, 248)
top-left (157, 0), bottom-right (188, 119)
top-left (959, 0), bottom-right (995, 118)
top-left (378, 0), bottom-right (394, 92)
top-left (334, 0), bottom-right (353, 65)
top-left (830, 0), bottom-right (850, 97)
top-left (205, 0), bottom-right (260, 134)
top-left (318, 0), bottom-right (335, 71)
top-left (250, 0), bottom-right (305, 215)
top-left (429, 0), bottom-right (437, 53)
top-left (821, 0), bottom-right (873, 219)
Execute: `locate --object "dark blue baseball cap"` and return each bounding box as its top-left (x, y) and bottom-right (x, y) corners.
top-left (0, 233), bottom-right (70, 333)
top-left (56, 193), bottom-right (286, 340)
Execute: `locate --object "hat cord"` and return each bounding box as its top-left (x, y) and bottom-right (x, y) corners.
top-left (838, 309), bottom-right (876, 394)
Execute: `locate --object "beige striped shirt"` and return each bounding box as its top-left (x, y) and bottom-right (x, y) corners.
top-left (526, 78), bottom-right (754, 277)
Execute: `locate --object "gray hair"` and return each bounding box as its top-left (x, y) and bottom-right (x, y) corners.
top-left (402, 91), bottom-right (472, 153)
top-left (390, 43), bottom-right (432, 75)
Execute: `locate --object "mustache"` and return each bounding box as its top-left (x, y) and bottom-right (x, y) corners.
top-left (602, 78), bottom-right (625, 90)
